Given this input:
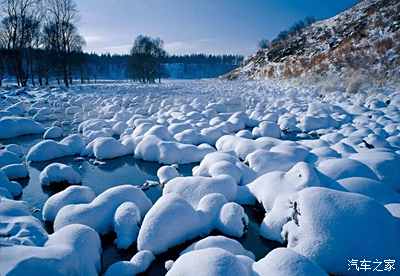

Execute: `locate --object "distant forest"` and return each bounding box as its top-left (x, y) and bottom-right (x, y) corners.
top-left (0, 0), bottom-right (242, 87)
top-left (83, 53), bottom-right (243, 82)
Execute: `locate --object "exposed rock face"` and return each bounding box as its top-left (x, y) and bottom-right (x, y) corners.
top-left (226, 0), bottom-right (400, 84)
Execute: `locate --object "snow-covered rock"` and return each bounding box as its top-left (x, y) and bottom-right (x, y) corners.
top-left (1, 163), bottom-right (29, 180)
top-left (0, 170), bottom-right (22, 198)
top-left (42, 185), bottom-right (96, 222)
top-left (43, 126), bottom-right (63, 139)
top-left (0, 197), bottom-right (48, 246)
top-left (350, 149), bottom-right (400, 191)
top-left (261, 187), bottom-right (400, 274)
top-left (246, 162), bottom-right (321, 211)
top-left (135, 135), bottom-right (215, 164)
top-left (39, 163), bottom-right (81, 186)
top-left (54, 185), bottom-right (152, 235)
top-left (165, 248), bottom-right (250, 276)
top-left (253, 247), bottom-right (327, 276)
top-left (0, 117), bottom-right (45, 139)
top-left (252, 121), bottom-right (281, 138)
top-left (113, 202), bottom-right (142, 249)
top-left (92, 137), bottom-right (131, 160)
top-left (157, 165), bottom-right (180, 185)
top-left (180, 235), bottom-right (255, 259)
top-left (0, 224), bottom-right (101, 276)
top-left (137, 193), bottom-right (248, 255)
top-left (26, 134), bottom-right (84, 162)
top-left (105, 250), bottom-right (155, 276)
top-left (163, 175), bottom-right (238, 208)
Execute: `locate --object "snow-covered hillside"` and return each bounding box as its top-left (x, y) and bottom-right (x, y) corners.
top-left (227, 0), bottom-right (400, 87)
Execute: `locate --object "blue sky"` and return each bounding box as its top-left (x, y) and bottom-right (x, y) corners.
top-left (78, 0), bottom-right (357, 56)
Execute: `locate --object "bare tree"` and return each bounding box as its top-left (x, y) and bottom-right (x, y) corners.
top-left (44, 0), bottom-right (83, 87)
top-left (0, 0), bottom-right (41, 86)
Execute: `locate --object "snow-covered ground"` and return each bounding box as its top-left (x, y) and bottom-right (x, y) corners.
top-left (0, 79), bottom-right (399, 275)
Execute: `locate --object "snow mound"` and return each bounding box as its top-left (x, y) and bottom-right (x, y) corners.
top-left (42, 185), bottom-right (96, 222)
top-left (0, 224), bottom-right (101, 276)
top-left (0, 197), bottom-right (48, 246)
top-left (262, 187), bottom-right (400, 274)
top-left (216, 135), bottom-right (280, 160)
top-left (105, 250), bottom-right (155, 276)
top-left (350, 149), bottom-right (400, 191)
top-left (92, 137), bottom-right (132, 160)
top-left (252, 121), bottom-right (281, 139)
top-left (253, 247), bottom-right (327, 276)
top-left (0, 149), bottom-right (22, 168)
top-left (113, 202), bottom-right (142, 249)
top-left (163, 175), bottom-right (238, 208)
top-left (137, 193), bottom-right (248, 255)
top-left (317, 158), bottom-right (379, 181)
top-left (2, 164), bottom-right (29, 180)
top-left (26, 134), bottom-right (84, 162)
top-left (39, 163), bottom-right (81, 186)
top-left (338, 177), bottom-right (400, 205)
top-left (193, 152), bottom-right (256, 185)
top-left (54, 185), bottom-right (152, 235)
top-left (157, 165), bottom-right (180, 185)
top-left (180, 235), bottom-right (255, 259)
top-left (247, 162), bottom-right (320, 211)
top-left (135, 135), bottom-right (215, 164)
top-left (0, 170), bottom-right (22, 198)
top-left (43, 126), bottom-right (63, 139)
top-left (166, 248), bottom-right (250, 276)
top-left (0, 117), bottom-right (45, 139)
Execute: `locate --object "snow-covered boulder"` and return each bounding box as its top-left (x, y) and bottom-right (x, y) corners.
top-left (245, 149), bottom-right (300, 175)
top-left (165, 248), bottom-right (250, 276)
top-left (163, 175), bottom-right (238, 208)
top-left (0, 224), bottom-right (101, 276)
top-left (338, 177), bottom-right (400, 205)
top-left (39, 163), bottom-right (81, 186)
top-left (253, 248), bottom-right (327, 276)
top-left (105, 250), bottom-right (155, 276)
top-left (252, 121), bottom-right (281, 139)
top-left (26, 134), bottom-right (84, 162)
top-left (135, 135), bottom-right (215, 164)
top-left (1, 163), bottom-right (29, 180)
top-left (180, 235), bottom-right (255, 259)
top-left (0, 149), bottom-right (21, 168)
top-left (246, 162), bottom-right (321, 211)
top-left (350, 149), bottom-right (400, 191)
top-left (299, 114), bottom-right (339, 132)
top-left (137, 193), bottom-right (248, 255)
top-left (216, 135), bottom-right (280, 160)
top-left (42, 185), bottom-right (96, 222)
top-left (43, 126), bottom-right (63, 139)
top-left (317, 158), bottom-right (378, 181)
top-left (113, 202), bottom-right (142, 249)
top-left (0, 170), bottom-right (22, 198)
top-left (93, 137), bottom-right (131, 160)
top-left (167, 246), bottom-right (326, 276)
top-left (0, 117), bottom-right (45, 139)
top-left (193, 152), bottom-right (256, 185)
top-left (54, 185), bottom-right (152, 235)
top-left (157, 165), bottom-right (180, 185)
top-left (261, 187), bottom-right (400, 275)
top-left (0, 197), bottom-right (48, 246)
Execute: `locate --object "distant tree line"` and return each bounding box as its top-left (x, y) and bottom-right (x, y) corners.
top-left (0, 1), bottom-right (243, 87)
top-left (0, 0), bottom-right (85, 87)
